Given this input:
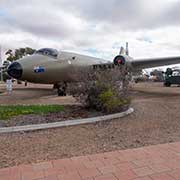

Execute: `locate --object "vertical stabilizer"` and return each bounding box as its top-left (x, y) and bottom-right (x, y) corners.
top-left (126, 42), bottom-right (129, 56)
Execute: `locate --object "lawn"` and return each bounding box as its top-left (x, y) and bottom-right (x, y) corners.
top-left (0, 105), bottom-right (64, 120)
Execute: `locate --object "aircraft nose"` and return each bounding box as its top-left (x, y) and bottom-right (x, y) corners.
top-left (7, 62), bottom-right (23, 79)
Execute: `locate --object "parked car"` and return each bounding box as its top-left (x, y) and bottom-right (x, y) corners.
top-left (164, 68), bottom-right (180, 87)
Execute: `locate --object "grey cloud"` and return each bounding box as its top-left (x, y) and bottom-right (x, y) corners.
top-left (53, 0), bottom-right (180, 30)
top-left (1, 0), bottom-right (180, 37)
top-left (0, 1), bottom-right (82, 40)
top-left (158, 1), bottom-right (180, 27)
top-left (5, 8), bottom-right (74, 39)
top-left (0, 0), bottom-right (180, 55)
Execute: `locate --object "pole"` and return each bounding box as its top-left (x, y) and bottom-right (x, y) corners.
top-left (0, 45), bottom-right (3, 82)
top-left (126, 42), bottom-right (129, 56)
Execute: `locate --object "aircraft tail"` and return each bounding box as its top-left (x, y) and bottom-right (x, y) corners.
top-left (119, 42), bottom-right (129, 56)
top-left (126, 42), bottom-right (129, 56)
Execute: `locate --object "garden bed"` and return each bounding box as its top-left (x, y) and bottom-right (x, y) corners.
top-left (0, 105), bottom-right (106, 127)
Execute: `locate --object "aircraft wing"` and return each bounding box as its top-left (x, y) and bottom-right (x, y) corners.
top-left (132, 56), bottom-right (180, 70)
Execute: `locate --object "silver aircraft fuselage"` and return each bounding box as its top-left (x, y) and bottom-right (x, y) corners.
top-left (14, 51), bottom-right (107, 84)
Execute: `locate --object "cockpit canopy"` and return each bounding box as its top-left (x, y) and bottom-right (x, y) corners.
top-left (35, 48), bottom-right (58, 58)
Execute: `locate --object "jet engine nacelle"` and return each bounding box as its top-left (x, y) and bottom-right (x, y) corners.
top-left (113, 55), bottom-right (127, 66)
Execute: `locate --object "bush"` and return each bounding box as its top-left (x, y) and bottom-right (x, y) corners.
top-left (68, 66), bottom-right (131, 113)
top-left (98, 88), bottom-right (130, 112)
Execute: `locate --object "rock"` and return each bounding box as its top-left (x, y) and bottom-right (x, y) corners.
top-left (135, 139), bottom-right (141, 144)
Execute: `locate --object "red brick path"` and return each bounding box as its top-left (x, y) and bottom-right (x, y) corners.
top-left (1, 142), bottom-right (180, 180)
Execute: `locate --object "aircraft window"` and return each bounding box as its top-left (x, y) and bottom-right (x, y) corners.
top-left (35, 48), bottom-right (58, 58)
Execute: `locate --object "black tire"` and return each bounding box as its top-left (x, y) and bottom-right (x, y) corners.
top-left (53, 84), bottom-right (58, 89)
top-left (164, 82), bottom-right (171, 87)
top-left (135, 80), bottom-right (138, 83)
top-left (57, 88), bottom-right (64, 96)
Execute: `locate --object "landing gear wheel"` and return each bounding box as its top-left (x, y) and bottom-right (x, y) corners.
top-left (164, 82), bottom-right (171, 87)
top-left (57, 87), bottom-right (66, 96)
top-left (54, 82), bottom-right (67, 96)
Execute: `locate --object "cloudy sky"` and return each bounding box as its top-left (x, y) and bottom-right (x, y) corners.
top-left (0, 0), bottom-right (180, 66)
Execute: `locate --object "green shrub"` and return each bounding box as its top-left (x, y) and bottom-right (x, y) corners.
top-left (68, 66), bottom-right (131, 113)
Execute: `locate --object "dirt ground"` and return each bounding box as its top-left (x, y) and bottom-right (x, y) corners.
top-left (0, 82), bottom-right (180, 168)
top-left (0, 83), bottom-right (78, 105)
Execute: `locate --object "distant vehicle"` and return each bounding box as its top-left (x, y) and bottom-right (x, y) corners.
top-left (150, 69), bottom-right (164, 82)
top-left (133, 74), bottom-right (149, 83)
top-left (164, 68), bottom-right (180, 87)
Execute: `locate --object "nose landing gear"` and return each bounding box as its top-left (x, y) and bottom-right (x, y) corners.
top-left (53, 82), bottom-right (67, 96)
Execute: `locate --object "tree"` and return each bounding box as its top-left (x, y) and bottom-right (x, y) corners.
top-left (5, 47), bottom-right (36, 62)
top-left (5, 49), bottom-right (14, 62)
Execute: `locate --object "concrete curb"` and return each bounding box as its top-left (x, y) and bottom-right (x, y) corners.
top-left (0, 107), bottom-right (134, 134)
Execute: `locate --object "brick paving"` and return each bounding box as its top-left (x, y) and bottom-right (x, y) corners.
top-left (1, 142), bottom-right (180, 180)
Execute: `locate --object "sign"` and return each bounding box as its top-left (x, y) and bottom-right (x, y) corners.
top-left (6, 79), bottom-right (13, 93)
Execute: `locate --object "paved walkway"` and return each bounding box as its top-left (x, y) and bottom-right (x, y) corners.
top-left (1, 142), bottom-right (180, 180)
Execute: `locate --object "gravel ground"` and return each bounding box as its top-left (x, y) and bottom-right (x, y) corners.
top-left (0, 82), bottom-right (180, 168)
top-left (0, 83), bottom-right (78, 105)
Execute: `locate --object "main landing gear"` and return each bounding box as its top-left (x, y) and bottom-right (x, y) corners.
top-left (53, 82), bottom-right (67, 96)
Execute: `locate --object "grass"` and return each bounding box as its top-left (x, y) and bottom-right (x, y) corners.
top-left (0, 105), bottom-right (64, 120)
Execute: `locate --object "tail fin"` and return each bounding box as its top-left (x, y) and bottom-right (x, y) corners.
top-left (125, 42), bottom-right (129, 56)
top-left (119, 42), bottom-right (129, 56)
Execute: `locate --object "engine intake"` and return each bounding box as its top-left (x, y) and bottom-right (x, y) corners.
top-left (113, 55), bottom-right (126, 66)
